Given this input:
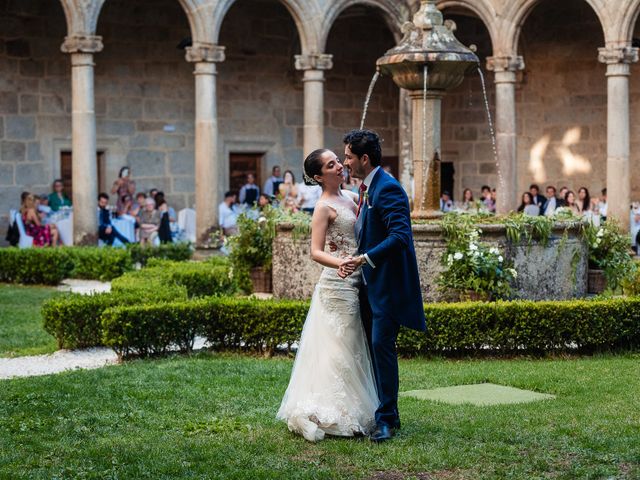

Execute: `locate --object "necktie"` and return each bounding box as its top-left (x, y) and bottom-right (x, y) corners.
top-left (356, 183), bottom-right (368, 218)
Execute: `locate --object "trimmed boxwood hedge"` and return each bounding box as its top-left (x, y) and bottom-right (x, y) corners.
top-left (0, 244), bottom-right (193, 284)
top-left (42, 258), bottom-right (236, 349)
top-left (98, 296), bottom-right (640, 359)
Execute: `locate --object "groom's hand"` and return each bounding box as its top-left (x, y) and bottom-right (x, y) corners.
top-left (338, 257), bottom-right (357, 278)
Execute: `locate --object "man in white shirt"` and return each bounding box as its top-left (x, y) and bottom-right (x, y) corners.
top-left (543, 185), bottom-right (558, 217)
top-left (297, 182), bottom-right (322, 214)
top-left (262, 166), bottom-right (283, 197)
top-left (218, 191), bottom-right (238, 236)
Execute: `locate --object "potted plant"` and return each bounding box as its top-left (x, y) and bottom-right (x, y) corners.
top-left (438, 222), bottom-right (516, 301)
top-left (227, 208), bottom-right (277, 293)
top-left (583, 220), bottom-right (635, 294)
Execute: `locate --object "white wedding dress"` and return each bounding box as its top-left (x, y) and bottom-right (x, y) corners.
top-left (276, 198), bottom-right (378, 442)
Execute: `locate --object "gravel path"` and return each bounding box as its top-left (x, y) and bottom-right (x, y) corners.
top-left (0, 348), bottom-right (119, 380)
top-left (2, 280), bottom-right (216, 381)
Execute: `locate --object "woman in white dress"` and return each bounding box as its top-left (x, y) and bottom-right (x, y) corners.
top-left (276, 149), bottom-right (378, 442)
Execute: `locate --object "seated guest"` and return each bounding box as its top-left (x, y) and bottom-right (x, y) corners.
top-left (578, 187), bottom-right (591, 214)
top-left (218, 191), bottom-right (238, 236)
top-left (117, 194), bottom-right (135, 217)
top-left (529, 184), bottom-right (545, 214)
top-left (557, 186), bottom-right (569, 208)
top-left (481, 185), bottom-right (495, 213)
top-left (48, 179), bottom-right (72, 212)
top-left (154, 191), bottom-right (176, 223)
top-left (239, 173), bottom-right (260, 206)
top-left (598, 188), bottom-right (607, 221)
top-left (20, 193), bottom-right (58, 247)
top-left (157, 199), bottom-right (173, 244)
top-left (297, 180), bottom-right (321, 214)
top-left (131, 192), bottom-right (147, 218)
top-left (461, 188), bottom-right (474, 211)
top-left (518, 192), bottom-right (540, 216)
top-left (37, 194), bottom-right (52, 223)
top-left (564, 190), bottom-right (581, 216)
top-left (149, 188), bottom-right (159, 200)
top-left (543, 186), bottom-right (558, 217)
top-left (440, 191), bottom-right (453, 213)
top-left (262, 165), bottom-right (283, 197)
top-left (98, 193), bottom-right (129, 246)
top-left (138, 197), bottom-right (160, 246)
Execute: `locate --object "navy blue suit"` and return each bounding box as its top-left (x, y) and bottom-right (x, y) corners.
top-left (356, 168), bottom-right (426, 428)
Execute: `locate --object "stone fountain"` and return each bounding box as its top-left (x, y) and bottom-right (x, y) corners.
top-left (377, 0), bottom-right (478, 218)
top-left (271, 1), bottom-right (589, 302)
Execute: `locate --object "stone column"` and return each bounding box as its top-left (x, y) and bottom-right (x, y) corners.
top-left (487, 55), bottom-right (524, 215)
top-left (294, 54), bottom-right (333, 156)
top-left (61, 35), bottom-right (103, 245)
top-left (186, 43), bottom-right (226, 245)
top-left (598, 46), bottom-right (638, 231)
top-left (410, 90), bottom-right (443, 218)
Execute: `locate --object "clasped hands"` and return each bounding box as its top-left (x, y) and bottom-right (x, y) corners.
top-left (337, 255), bottom-right (365, 279)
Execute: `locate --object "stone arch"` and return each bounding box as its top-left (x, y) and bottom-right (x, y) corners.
top-left (211, 0), bottom-right (317, 53)
top-left (617, 0), bottom-right (640, 44)
top-left (501, 0), bottom-right (607, 54)
top-left (319, 0), bottom-right (408, 51)
top-left (436, 0), bottom-right (497, 54)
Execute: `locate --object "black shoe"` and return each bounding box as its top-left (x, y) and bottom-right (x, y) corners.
top-left (369, 424), bottom-right (394, 443)
top-left (392, 419), bottom-right (401, 430)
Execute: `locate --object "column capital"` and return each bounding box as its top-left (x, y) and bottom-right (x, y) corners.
top-left (61, 35), bottom-right (104, 54)
top-left (185, 43), bottom-right (226, 63)
top-left (597, 46), bottom-right (638, 65)
top-left (486, 55), bottom-right (525, 73)
top-left (295, 53), bottom-right (333, 71)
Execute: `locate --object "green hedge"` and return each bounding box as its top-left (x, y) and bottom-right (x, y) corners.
top-left (97, 296), bottom-right (640, 359)
top-left (0, 244), bottom-right (193, 284)
top-left (42, 258), bottom-right (237, 349)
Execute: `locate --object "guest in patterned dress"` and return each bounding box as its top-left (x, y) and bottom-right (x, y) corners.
top-left (20, 193), bottom-right (58, 247)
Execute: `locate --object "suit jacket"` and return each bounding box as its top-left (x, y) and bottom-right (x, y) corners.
top-left (357, 169), bottom-right (426, 331)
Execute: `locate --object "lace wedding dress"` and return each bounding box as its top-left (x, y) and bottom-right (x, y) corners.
top-left (276, 199), bottom-right (378, 442)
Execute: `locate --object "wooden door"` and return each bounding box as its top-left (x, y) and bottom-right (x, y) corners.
top-left (229, 153), bottom-right (263, 193)
top-left (60, 151), bottom-right (106, 200)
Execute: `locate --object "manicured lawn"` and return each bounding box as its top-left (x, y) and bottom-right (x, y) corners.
top-left (0, 284), bottom-right (59, 357)
top-left (1, 353), bottom-right (638, 479)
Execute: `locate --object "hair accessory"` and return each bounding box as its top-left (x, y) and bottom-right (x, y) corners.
top-left (303, 170), bottom-right (319, 186)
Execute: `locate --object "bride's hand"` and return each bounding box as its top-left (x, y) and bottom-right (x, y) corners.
top-left (338, 257), bottom-right (358, 278)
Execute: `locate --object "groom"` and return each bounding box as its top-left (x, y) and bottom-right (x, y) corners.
top-left (340, 129), bottom-right (426, 442)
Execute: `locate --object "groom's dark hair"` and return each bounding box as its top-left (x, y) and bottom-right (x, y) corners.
top-left (343, 129), bottom-right (382, 167)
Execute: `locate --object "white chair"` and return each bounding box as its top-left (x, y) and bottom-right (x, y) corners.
top-left (10, 210), bottom-right (34, 248)
top-left (178, 208), bottom-right (196, 243)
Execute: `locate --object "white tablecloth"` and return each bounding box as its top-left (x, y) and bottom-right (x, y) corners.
top-left (54, 214), bottom-right (73, 246)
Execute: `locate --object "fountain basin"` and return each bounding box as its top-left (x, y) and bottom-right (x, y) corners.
top-left (272, 222), bottom-right (588, 302)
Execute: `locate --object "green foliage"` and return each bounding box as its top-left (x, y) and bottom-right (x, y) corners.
top-left (126, 242), bottom-right (193, 266)
top-left (42, 259), bottom-right (236, 350)
top-left (583, 220), bottom-right (636, 290)
top-left (227, 206), bottom-right (311, 292)
top-left (504, 213), bottom-right (555, 247)
top-left (0, 244), bottom-right (193, 285)
top-left (99, 295), bottom-right (640, 358)
top-left (42, 286), bottom-right (187, 350)
top-left (439, 215), bottom-right (515, 299)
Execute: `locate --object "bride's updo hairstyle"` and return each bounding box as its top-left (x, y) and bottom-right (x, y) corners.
top-left (303, 149), bottom-right (329, 186)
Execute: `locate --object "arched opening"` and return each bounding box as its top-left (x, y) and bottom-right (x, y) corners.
top-left (517, 0), bottom-right (606, 205)
top-left (325, 5), bottom-right (400, 177)
top-left (96, 0), bottom-right (193, 209)
top-left (0, 1), bottom-right (68, 241)
top-left (440, 8), bottom-right (493, 203)
top-left (218, 0), bottom-right (302, 193)
top-left (629, 18), bottom-right (640, 201)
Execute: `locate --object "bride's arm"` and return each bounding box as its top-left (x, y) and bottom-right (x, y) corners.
top-left (310, 204), bottom-right (351, 269)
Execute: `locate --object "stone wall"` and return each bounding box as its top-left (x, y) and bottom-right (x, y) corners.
top-left (273, 222), bottom-right (588, 302)
top-left (324, 5), bottom-right (400, 160)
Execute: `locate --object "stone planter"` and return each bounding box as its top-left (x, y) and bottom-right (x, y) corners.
top-left (250, 267), bottom-right (272, 294)
top-left (587, 268), bottom-right (607, 294)
top-left (273, 221), bottom-right (588, 302)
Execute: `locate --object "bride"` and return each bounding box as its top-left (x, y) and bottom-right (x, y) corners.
top-left (276, 149), bottom-right (378, 442)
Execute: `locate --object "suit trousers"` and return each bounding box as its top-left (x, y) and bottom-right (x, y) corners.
top-left (359, 285), bottom-right (401, 428)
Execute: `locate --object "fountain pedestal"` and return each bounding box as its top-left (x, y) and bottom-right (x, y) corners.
top-left (376, 0), bottom-right (478, 219)
top-left (410, 91), bottom-right (443, 219)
